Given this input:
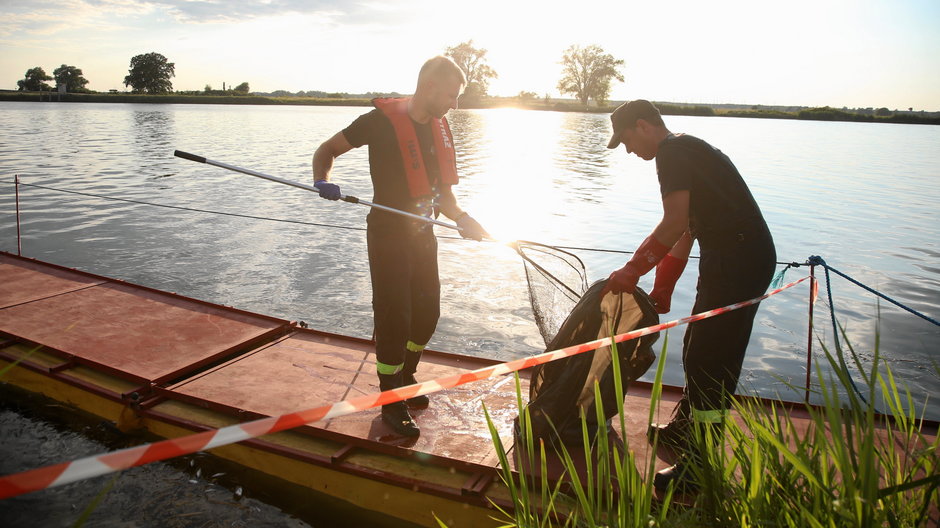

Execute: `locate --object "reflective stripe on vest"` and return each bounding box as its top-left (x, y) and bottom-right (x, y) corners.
top-left (372, 97), bottom-right (458, 198)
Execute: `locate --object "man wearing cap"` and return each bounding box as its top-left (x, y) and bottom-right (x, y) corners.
top-left (602, 99), bottom-right (776, 490)
top-left (312, 56), bottom-right (489, 438)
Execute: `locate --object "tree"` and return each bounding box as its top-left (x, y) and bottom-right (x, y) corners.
top-left (53, 64), bottom-right (89, 92)
top-left (123, 52), bottom-right (175, 94)
top-left (445, 40), bottom-right (498, 97)
top-left (17, 67), bottom-right (53, 91)
top-left (517, 91), bottom-right (538, 102)
top-left (234, 82), bottom-right (250, 94)
top-left (557, 44), bottom-right (624, 107)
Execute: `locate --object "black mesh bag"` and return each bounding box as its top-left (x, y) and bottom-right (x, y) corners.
top-left (514, 241), bottom-right (660, 445)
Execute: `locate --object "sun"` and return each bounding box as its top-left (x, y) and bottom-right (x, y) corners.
top-left (451, 108), bottom-right (568, 242)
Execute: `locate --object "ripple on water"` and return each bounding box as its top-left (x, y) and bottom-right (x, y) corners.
top-left (1, 103), bottom-right (937, 419)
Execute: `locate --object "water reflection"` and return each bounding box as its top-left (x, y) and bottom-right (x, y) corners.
top-left (0, 386), bottom-right (333, 527)
top-left (452, 108), bottom-right (569, 241)
top-left (131, 107), bottom-right (176, 180)
top-left (555, 112), bottom-right (613, 177)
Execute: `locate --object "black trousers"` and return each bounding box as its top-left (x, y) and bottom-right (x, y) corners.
top-left (682, 228), bottom-right (776, 413)
top-left (367, 224), bottom-right (440, 372)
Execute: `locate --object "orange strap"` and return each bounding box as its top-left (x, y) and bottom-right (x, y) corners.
top-left (373, 98), bottom-right (458, 197)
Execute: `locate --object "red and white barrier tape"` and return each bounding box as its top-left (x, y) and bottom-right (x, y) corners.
top-left (0, 275), bottom-right (809, 499)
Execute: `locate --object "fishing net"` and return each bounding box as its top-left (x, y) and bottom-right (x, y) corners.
top-left (513, 241), bottom-right (660, 446)
top-left (512, 240), bottom-right (589, 347)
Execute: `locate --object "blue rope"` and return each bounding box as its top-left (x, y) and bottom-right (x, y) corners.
top-left (800, 255), bottom-right (940, 404)
top-left (806, 256), bottom-right (940, 327)
top-left (800, 255), bottom-right (938, 408)
top-left (806, 256), bottom-right (867, 404)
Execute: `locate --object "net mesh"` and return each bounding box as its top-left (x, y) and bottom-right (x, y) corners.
top-left (512, 240), bottom-right (589, 346)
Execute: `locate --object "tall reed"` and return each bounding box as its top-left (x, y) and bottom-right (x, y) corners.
top-left (477, 330), bottom-right (939, 527)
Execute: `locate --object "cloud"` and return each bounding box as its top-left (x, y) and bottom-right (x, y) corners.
top-left (0, 0), bottom-right (415, 37)
top-left (144, 0), bottom-right (417, 26)
top-left (0, 0), bottom-right (153, 37)
top-left (153, 0), bottom-right (341, 23)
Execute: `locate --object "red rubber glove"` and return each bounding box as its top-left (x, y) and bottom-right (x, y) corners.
top-left (648, 254), bottom-right (688, 313)
top-left (601, 235), bottom-right (671, 297)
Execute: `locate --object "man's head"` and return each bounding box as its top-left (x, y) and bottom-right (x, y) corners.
top-left (414, 56), bottom-right (466, 120)
top-left (607, 99), bottom-right (668, 160)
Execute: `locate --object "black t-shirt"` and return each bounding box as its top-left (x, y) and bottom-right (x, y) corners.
top-left (342, 108), bottom-right (441, 230)
top-left (656, 134), bottom-right (767, 245)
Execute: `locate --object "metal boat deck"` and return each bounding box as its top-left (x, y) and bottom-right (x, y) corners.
top-left (4, 252), bottom-right (933, 526)
top-left (3, 251), bottom-right (641, 526)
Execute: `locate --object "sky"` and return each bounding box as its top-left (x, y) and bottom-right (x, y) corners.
top-left (1, 0), bottom-right (938, 111)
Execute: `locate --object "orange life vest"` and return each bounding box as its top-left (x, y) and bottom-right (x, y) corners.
top-left (373, 97), bottom-right (458, 198)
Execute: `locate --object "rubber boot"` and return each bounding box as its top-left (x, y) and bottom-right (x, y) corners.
top-left (648, 396), bottom-right (691, 452)
top-left (653, 409), bottom-right (724, 492)
top-left (378, 372), bottom-right (420, 437)
top-left (653, 455), bottom-right (700, 493)
top-left (402, 344), bottom-right (429, 409)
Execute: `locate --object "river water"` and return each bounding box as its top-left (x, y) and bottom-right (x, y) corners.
top-left (1, 102), bottom-right (938, 525)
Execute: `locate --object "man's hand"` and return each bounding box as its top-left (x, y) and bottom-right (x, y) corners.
top-left (314, 180), bottom-right (341, 201)
top-left (600, 235), bottom-right (671, 297)
top-left (603, 265), bottom-right (642, 296)
top-left (456, 213), bottom-right (488, 241)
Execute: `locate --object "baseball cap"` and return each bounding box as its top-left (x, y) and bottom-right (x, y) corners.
top-left (607, 99), bottom-right (661, 149)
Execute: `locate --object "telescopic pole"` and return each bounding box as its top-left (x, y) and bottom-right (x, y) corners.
top-left (173, 150), bottom-right (462, 232)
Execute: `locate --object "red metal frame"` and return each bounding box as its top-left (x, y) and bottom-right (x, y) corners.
top-left (805, 265), bottom-right (816, 403)
top-left (14, 175), bottom-right (22, 256)
top-left (0, 341), bottom-right (146, 404)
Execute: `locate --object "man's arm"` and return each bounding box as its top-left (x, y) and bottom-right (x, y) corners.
top-left (650, 190), bottom-right (690, 251)
top-left (311, 131), bottom-right (354, 200)
top-left (438, 185), bottom-right (488, 241)
top-left (437, 185), bottom-right (464, 221)
top-left (313, 131), bottom-right (354, 183)
top-left (602, 189), bottom-right (691, 296)
top-left (646, 192), bottom-right (692, 312)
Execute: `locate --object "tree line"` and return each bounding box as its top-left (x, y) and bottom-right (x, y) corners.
top-left (14, 44), bottom-right (624, 108)
top-left (15, 52), bottom-right (249, 96)
top-left (12, 46), bottom-right (935, 122)
top-left (17, 64), bottom-right (90, 92)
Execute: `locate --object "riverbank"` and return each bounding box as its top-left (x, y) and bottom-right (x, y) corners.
top-left (0, 91), bottom-right (368, 107)
top-left (2, 90), bottom-right (938, 125)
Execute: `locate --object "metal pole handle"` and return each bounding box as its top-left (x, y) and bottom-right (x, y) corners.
top-left (173, 150), bottom-right (461, 232)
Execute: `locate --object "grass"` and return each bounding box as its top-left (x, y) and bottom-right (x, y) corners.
top-left (472, 330), bottom-right (939, 527)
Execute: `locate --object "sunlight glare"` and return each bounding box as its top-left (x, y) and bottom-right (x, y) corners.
top-left (456, 108), bottom-right (566, 242)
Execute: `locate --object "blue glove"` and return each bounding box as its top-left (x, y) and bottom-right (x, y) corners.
top-left (314, 180), bottom-right (341, 201)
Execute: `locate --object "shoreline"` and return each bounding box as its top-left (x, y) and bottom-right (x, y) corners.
top-left (2, 91), bottom-right (938, 125)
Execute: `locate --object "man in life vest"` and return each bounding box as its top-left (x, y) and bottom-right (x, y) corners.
top-left (603, 100), bottom-right (776, 491)
top-left (312, 56), bottom-right (488, 437)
